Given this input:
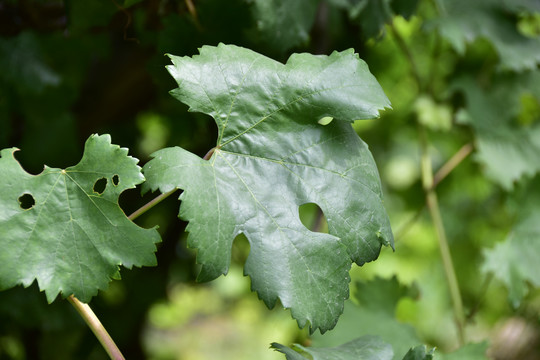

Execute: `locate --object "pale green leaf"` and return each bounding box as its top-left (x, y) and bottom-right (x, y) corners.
top-left (143, 44), bottom-right (392, 333)
top-left (434, 342), bottom-right (489, 360)
top-left (0, 134), bottom-right (161, 303)
top-left (272, 336), bottom-right (394, 360)
top-left (435, 0), bottom-right (540, 71)
top-left (311, 277), bottom-right (423, 359)
top-left (452, 72), bottom-right (540, 189)
top-left (482, 183), bottom-right (540, 305)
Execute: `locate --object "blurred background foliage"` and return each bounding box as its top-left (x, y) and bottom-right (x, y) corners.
top-left (0, 0), bottom-right (539, 359)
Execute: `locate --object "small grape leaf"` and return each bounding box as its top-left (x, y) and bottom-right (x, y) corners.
top-left (272, 336), bottom-right (394, 360)
top-left (311, 277), bottom-right (423, 359)
top-left (482, 179), bottom-right (540, 306)
top-left (434, 0), bottom-right (540, 71)
top-left (334, 0), bottom-right (419, 40)
top-left (0, 134), bottom-right (161, 303)
top-left (451, 72), bottom-right (540, 190)
top-left (143, 44), bottom-right (393, 333)
top-left (245, 0), bottom-right (320, 52)
top-left (404, 346), bottom-right (434, 360)
top-left (346, 0), bottom-right (394, 39)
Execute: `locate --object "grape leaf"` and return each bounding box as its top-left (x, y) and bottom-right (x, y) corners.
top-left (434, 0), bottom-right (540, 71)
top-left (0, 134), bottom-right (161, 303)
top-left (334, 0), bottom-right (419, 40)
top-left (143, 44), bottom-right (393, 333)
top-left (272, 336), bottom-right (394, 360)
top-left (482, 179), bottom-right (540, 306)
top-left (404, 346), bottom-right (434, 360)
top-left (452, 72), bottom-right (540, 190)
top-left (311, 277), bottom-right (423, 359)
top-left (272, 339), bottom-right (434, 360)
top-left (434, 342), bottom-right (489, 360)
top-left (346, 0), bottom-right (394, 39)
top-left (245, 0), bottom-right (320, 52)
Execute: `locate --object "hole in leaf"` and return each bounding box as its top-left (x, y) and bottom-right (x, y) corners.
top-left (318, 116), bottom-right (333, 125)
top-left (299, 203), bottom-right (328, 233)
top-left (112, 174), bottom-right (119, 186)
top-left (18, 193), bottom-right (35, 210)
top-left (231, 233), bottom-right (250, 266)
top-left (93, 178), bottom-right (107, 194)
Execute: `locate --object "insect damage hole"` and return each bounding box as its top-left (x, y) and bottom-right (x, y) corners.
top-left (93, 178), bottom-right (107, 195)
top-left (18, 193), bottom-right (35, 210)
top-left (112, 174), bottom-right (119, 186)
top-left (298, 203), bottom-right (329, 233)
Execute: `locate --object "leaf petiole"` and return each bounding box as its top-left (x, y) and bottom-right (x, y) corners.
top-left (419, 126), bottom-right (466, 345)
top-left (128, 189), bottom-right (177, 221)
top-left (67, 295), bottom-right (125, 360)
top-left (128, 147), bottom-right (215, 221)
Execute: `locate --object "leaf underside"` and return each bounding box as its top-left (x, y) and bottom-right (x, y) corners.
top-left (0, 134), bottom-right (161, 303)
top-left (271, 336), bottom-right (394, 360)
top-left (143, 44), bottom-right (393, 333)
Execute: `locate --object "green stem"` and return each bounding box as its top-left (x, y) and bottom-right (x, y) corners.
top-left (394, 142), bottom-right (473, 242)
top-left (389, 20), bottom-right (423, 91)
top-left (466, 273), bottom-right (493, 321)
top-left (129, 146), bottom-right (215, 221)
top-left (68, 296), bottom-right (125, 360)
top-left (432, 143), bottom-right (473, 189)
top-left (419, 127), bottom-right (466, 345)
top-left (128, 189), bottom-right (177, 221)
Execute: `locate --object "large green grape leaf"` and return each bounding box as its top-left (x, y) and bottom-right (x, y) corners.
top-left (434, 0), bottom-right (540, 71)
top-left (143, 44), bottom-right (393, 333)
top-left (0, 134), bottom-right (161, 303)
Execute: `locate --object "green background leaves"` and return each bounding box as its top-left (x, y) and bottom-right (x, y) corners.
top-left (0, 134), bottom-right (160, 303)
top-left (1, 0), bottom-right (540, 358)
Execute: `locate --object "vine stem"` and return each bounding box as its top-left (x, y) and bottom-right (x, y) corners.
top-left (432, 143), bottom-right (473, 189)
top-left (389, 20), bottom-right (423, 91)
top-left (128, 189), bottom-right (177, 221)
top-left (419, 126), bottom-right (466, 345)
top-left (128, 146), bottom-right (217, 221)
top-left (389, 8), bottom-right (467, 344)
top-left (394, 142), bottom-right (473, 241)
top-left (68, 148), bottom-right (219, 357)
top-left (68, 295), bottom-right (125, 360)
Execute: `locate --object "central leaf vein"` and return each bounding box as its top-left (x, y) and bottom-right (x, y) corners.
top-left (219, 150), bottom-right (379, 198)
top-left (217, 56), bottom-right (261, 145)
top-left (219, 84), bottom-right (361, 148)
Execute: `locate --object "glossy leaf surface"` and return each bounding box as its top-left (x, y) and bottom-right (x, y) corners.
top-left (0, 134), bottom-right (161, 303)
top-left (143, 44), bottom-right (392, 333)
